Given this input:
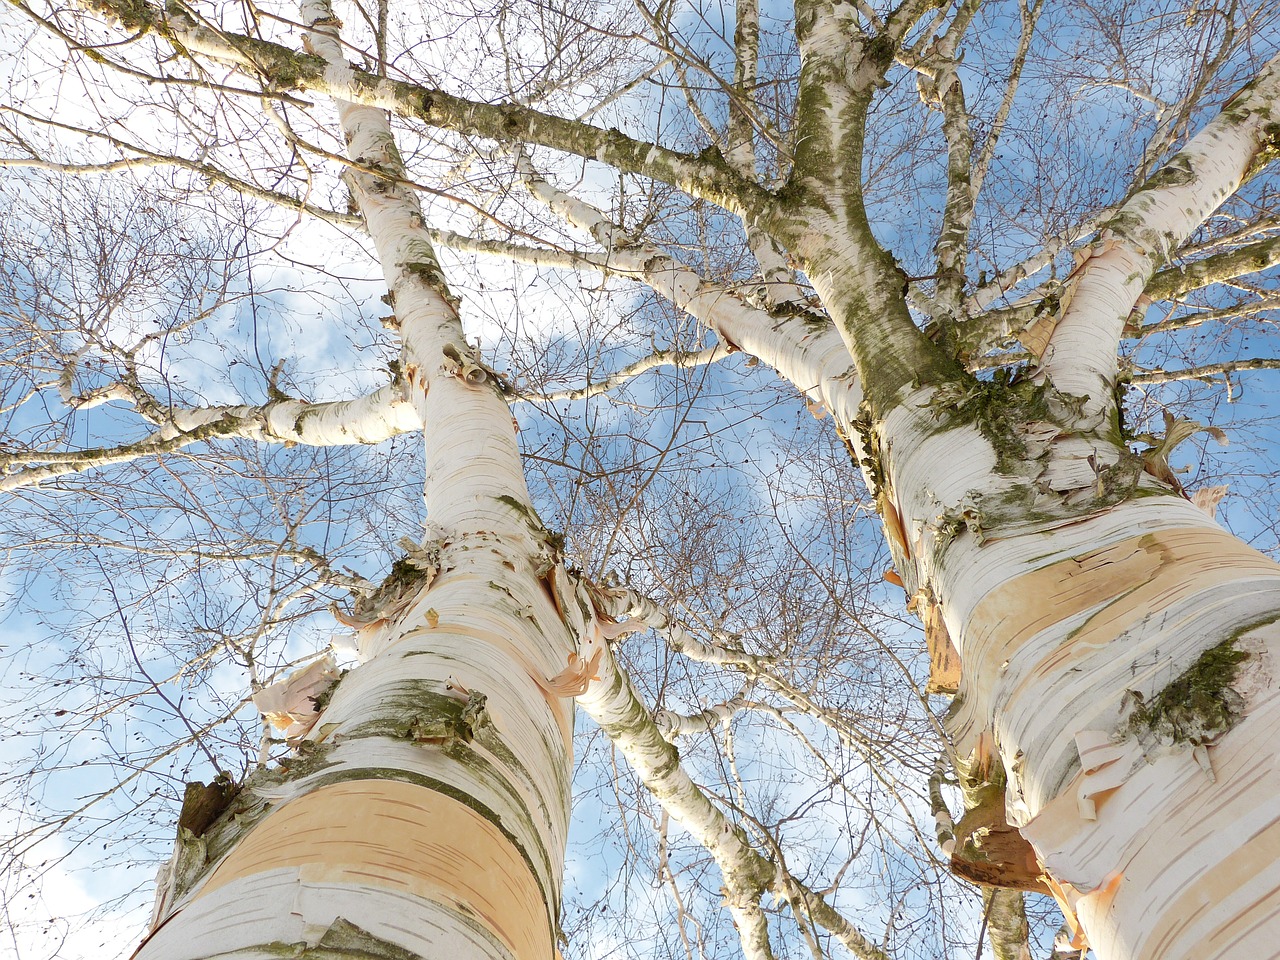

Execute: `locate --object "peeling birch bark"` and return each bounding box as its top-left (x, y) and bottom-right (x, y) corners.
top-left (918, 594), bottom-right (961, 695)
top-left (854, 328), bottom-right (1280, 958)
top-left (35, 1), bottom-right (1280, 957)
top-left (131, 7), bottom-right (579, 958)
top-left (921, 484), bottom-right (1280, 957)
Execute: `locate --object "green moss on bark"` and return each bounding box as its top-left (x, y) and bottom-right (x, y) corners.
top-left (256, 917), bottom-right (429, 958)
top-left (1125, 638), bottom-right (1250, 744)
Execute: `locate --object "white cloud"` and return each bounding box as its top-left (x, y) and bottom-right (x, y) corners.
top-left (0, 810), bottom-right (149, 960)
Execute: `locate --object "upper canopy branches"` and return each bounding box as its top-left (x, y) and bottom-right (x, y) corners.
top-left (5, 0), bottom-right (1277, 474)
top-left (66, 0), bottom-right (779, 221)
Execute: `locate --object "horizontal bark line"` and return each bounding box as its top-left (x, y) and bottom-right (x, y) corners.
top-left (138, 871), bottom-right (523, 959)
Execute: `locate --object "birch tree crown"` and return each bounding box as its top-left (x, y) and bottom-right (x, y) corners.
top-left (1, 1), bottom-right (1278, 959)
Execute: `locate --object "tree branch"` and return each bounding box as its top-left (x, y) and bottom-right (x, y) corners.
top-left (513, 152), bottom-right (865, 421)
top-left (917, 0), bottom-right (981, 331)
top-left (970, 0), bottom-right (1042, 198)
top-left (0, 104), bottom-right (361, 228)
top-left (1138, 295), bottom-right (1280, 337)
top-left (1144, 232), bottom-right (1280, 302)
top-left (526, 344), bottom-right (736, 403)
top-left (1039, 51), bottom-right (1280, 404)
top-left (75, 0), bottom-right (776, 218)
top-left (1128, 357), bottom-right (1280, 384)
top-left (957, 233), bottom-right (1280, 359)
top-left (0, 383), bottom-right (420, 492)
top-left (577, 584), bottom-right (889, 960)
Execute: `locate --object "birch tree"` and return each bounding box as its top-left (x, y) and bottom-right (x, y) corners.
top-left (2, 1), bottom-right (1280, 959)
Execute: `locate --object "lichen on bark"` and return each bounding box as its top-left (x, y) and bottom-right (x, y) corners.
top-left (1124, 638), bottom-right (1250, 745)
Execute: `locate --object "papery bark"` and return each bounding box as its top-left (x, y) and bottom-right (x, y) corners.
top-left (132, 7), bottom-right (578, 958)
top-left (874, 388), bottom-right (1280, 959)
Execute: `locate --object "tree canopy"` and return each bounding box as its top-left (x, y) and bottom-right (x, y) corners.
top-left (1, 0), bottom-right (1279, 957)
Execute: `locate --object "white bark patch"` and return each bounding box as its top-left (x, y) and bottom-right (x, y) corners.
top-left (168, 384), bottom-right (420, 446)
top-left (953, 519), bottom-right (1280, 806)
top-left (316, 560), bottom-right (575, 813)
top-left (875, 390), bottom-right (1003, 586)
top-left (1029, 647), bottom-right (1280, 959)
top-left (138, 851), bottom-right (523, 959)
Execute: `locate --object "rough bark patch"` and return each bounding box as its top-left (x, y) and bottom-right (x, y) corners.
top-left (406, 619), bottom-right (575, 749)
top-left (1024, 636), bottom-right (1280, 957)
top-left (192, 780), bottom-right (551, 958)
top-left (951, 787), bottom-right (1047, 893)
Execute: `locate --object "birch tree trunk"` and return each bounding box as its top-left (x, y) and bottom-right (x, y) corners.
top-left (750, 23), bottom-right (1280, 955)
top-left (130, 10), bottom-right (579, 959)
top-left (874, 383), bottom-right (1280, 958)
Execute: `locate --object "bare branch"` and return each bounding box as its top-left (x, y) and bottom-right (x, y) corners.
top-left (0, 383), bottom-right (419, 492)
top-left (577, 582), bottom-right (889, 960)
top-left (1144, 232), bottom-right (1280, 302)
top-left (528, 343), bottom-right (736, 402)
top-left (1128, 357), bottom-right (1280, 384)
top-left (76, 0), bottom-right (777, 217)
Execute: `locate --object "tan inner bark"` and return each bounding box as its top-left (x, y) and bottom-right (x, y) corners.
top-left (1146, 816), bottom-right (1280, 955)
top-left (965, 526), bottom-right (1280, 694)
top-left (923, 598), bottom-right (962, 694)
top-left (194, 780), bottom-right (552, 957)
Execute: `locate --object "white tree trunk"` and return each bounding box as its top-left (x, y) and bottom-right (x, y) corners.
top-left (137, 538), bottom-right (577, 960)
top-left (883, 400), bottom-right (1280, 958)
top-left (942, 497), bottom-right (1280, 959)
top-left (130, 8), bottom-right (581, 957)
